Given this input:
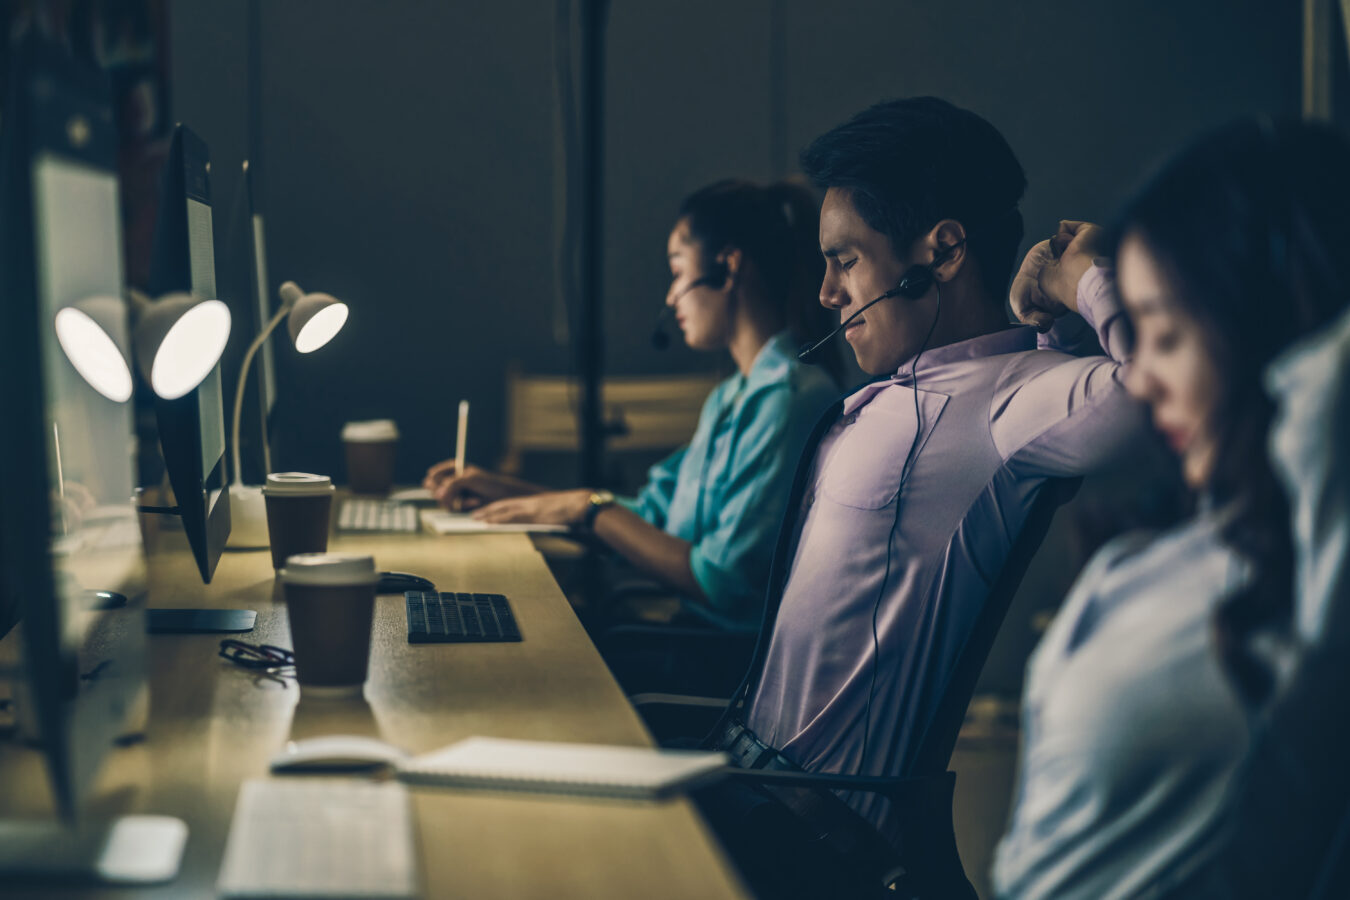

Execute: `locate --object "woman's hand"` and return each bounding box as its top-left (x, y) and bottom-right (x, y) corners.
top-left (472, 489), bottom-right (593, 526)
top-left (426, 463), bottom-right (535, 511)
top-left (1010, 220), bottom-right (1105, 331)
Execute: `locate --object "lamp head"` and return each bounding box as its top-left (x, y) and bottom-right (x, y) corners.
top-left (54, 294), bottom-right (135, 402)
top-left (132, 291), bottom-right (232, 400)
top-left (278, 280), bottom-right (348, 353)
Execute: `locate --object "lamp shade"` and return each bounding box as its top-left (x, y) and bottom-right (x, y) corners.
top-left (53, 294), bottom-right (134, 402)
top-left (133, 292), bottom-right (232, 400)
top-left (279, 281), bottom-right (348, 353)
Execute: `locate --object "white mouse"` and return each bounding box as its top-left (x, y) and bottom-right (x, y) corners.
top-left (270, 734), bottom-right (409, 773)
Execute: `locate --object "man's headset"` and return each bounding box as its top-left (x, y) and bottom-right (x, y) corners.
top-left (650, 260), bottom-right (730, 349)
top-left (795, 238), bottom-right (965, 363)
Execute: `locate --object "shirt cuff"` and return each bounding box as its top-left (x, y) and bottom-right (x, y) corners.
top-left (1076, 263), bottom-right (1130, 362)
top-left (1037, 308), bottom-right (1097, 356)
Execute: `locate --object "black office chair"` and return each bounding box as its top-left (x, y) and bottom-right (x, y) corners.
top-left (635, 476), bottom-right (1081, 898)
top-left (594, 572), bottom-right (759, 698)
top-left (597, 620), bottom-right (758, 697)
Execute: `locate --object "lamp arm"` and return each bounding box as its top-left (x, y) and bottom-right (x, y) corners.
top-left (230, 304), bottom-right (289, 486)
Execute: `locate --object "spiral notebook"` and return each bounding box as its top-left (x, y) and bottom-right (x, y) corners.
top-left (395, 737), bottom-right (728, 799)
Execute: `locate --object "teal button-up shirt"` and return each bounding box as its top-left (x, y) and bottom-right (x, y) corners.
top-left (620, 332), bottom-right (838, 630)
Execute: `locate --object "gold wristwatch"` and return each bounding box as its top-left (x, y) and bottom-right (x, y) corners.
top-left (583, 490), bottom-right (615, 529)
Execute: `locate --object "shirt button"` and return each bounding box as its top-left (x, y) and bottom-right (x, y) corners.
top-left (803, 493), bottom-right (815, 511)
top-left (842, 412), bottom-right (859, 426)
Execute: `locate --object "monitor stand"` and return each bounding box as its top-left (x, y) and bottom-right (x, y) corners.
top-left (0, 815), bottom-right (187, 884)
top-left (146, 608), bottom-right (256, 633)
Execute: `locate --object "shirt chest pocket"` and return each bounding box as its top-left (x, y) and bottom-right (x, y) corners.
top-left (818, 388), bottom-right (948, 510)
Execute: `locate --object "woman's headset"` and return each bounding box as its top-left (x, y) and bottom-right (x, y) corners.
top-left (650, 259), bottom-right (731, 349)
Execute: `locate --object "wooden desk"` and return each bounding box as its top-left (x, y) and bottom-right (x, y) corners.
top-left (0, 527), bottom-right (749, 899)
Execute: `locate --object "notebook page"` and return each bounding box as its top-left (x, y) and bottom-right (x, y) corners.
top-left (397, 736), bottom-right (727, 798)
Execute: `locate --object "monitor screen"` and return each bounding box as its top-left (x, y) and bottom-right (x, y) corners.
top-left (34, 152), bottom-right (145, 604)
top-left (245, 161), bottom-right (278, 476)
top-left (186, 196), bottom-right (226, 507)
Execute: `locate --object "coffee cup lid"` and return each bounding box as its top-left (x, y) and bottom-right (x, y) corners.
top-left (341, 419), bottom-right (399, 442)
top-left (263, 472), bottom-right (335, 496)
top-left (280, 552), bottom-right (378, 586)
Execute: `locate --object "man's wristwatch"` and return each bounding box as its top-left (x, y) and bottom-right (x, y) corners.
top-left (582, 489), bottom-right (615, 529)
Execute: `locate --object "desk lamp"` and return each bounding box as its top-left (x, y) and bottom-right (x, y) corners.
top-left (227, 281), bottom-right (349, 547)
top-left (56, 290), bottom-right (231, 402)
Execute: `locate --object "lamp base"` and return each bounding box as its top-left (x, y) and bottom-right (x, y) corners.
top-left (226, 484), bottom-right (270, 549)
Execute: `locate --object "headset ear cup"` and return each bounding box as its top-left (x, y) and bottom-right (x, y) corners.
top-left (896, 264), bottom-right (934, 300)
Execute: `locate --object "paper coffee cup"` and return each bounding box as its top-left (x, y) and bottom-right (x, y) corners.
top-left (281, 552), bottom-right (379, 692)
top-left (262, 473), bottom-right (334, 570)
top-left (342, 419), bottom-right (399, 495)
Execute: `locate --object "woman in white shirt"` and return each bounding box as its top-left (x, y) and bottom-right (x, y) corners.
top-left (995, 118), bottom-right (1350, 899)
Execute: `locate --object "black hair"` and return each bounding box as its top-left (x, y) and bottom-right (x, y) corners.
top-left (798, 96), bottom-right (1027, 300)
top-left (1112, 118), bottom-right (1350, 704)
top-left (677, 178), bottom-right (839, 379)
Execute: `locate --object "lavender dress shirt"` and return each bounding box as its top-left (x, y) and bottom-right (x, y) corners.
top-left (745, 266), bottom-right (1143, 842)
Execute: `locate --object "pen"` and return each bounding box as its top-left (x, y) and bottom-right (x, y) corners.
top-left (455, 399), bottom-right (469, 476)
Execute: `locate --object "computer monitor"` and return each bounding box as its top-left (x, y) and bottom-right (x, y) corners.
top-left (0, 38), bottom-right (183, 882)
top-left (244, 158), bottom-right (278, 476)
top-left (146, 123), bottom-right (230, 583)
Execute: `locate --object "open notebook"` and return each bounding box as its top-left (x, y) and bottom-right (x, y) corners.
top-left (420, 510), bottom-right (570, 535)
top-left (396, 737), bottom-right (727, 799)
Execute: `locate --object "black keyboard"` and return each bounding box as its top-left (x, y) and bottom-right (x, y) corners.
top-left (404, 591), bottom-right (521, 643)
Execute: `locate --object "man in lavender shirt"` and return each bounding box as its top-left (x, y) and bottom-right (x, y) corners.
top-left (709, 98), bottom-right (1143, 882)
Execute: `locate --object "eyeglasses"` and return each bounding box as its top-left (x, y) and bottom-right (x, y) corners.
top-left (219, 639), bottom-right (296, 687)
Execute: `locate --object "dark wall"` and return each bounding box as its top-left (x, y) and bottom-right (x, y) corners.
top-left (169, 0), bottom-right (1300, 487)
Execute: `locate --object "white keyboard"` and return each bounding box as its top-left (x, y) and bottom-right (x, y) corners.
top-left (337, 499), bottom-right (419, 534)
top-left (217, 778), bottom-right (418, 898)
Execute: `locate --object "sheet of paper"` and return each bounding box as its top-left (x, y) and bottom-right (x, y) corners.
top-left (421, 510), bottom-right (570, 535)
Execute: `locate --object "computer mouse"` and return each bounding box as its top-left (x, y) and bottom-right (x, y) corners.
top-left (87, 590), bottom-right (128, 610)
top-left (269, 734), bottom-right (410, 773)
top-left (376, 571), bottom-right (435, 594)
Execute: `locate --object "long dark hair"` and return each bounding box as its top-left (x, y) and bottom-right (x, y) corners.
top-left (1113, 118), bottom-right (1350, 704)
top-left (678, 178), bottom-right (840, 381)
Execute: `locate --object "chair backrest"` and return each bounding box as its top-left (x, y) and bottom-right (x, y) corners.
top-left (499, 363), bottom-right (721, 474)
top-left (907, 476), bottom-right (1081, 775)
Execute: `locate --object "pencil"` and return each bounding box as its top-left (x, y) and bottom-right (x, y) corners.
top-left (455, 400), bottom-right (469, 476)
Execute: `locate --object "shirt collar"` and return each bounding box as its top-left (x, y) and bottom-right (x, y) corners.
top-left (841, 324), bottom-right (1037, 416)
top-left (739, 330), bottom-right (798, 392)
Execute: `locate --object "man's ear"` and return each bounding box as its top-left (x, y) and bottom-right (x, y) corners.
top-left (923, 219), bottom-right (969, 282)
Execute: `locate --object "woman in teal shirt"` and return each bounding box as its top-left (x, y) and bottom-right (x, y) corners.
top-left (425, 180), bottom-right (840, 630)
